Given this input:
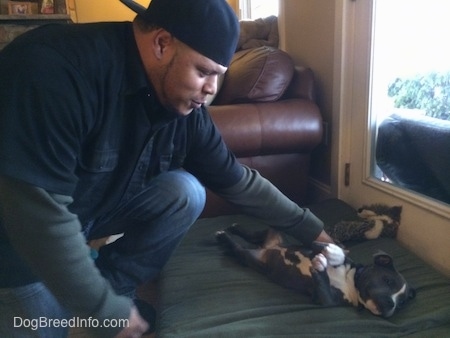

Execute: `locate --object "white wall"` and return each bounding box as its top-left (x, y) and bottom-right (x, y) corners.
top-left (281, 0), bottom-right (335, 191)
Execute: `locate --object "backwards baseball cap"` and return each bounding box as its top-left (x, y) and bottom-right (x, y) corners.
top-left (120, 0), bottom-right (239, 67)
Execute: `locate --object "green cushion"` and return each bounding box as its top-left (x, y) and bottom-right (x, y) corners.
top-left (157, 199), bottom-right (450, 337)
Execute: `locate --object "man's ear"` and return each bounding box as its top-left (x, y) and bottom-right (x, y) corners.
top-left (152, 29), bottom-right (174, 59)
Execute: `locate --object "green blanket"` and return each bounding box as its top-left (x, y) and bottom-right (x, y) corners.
top-left (157, 199), bottom-right (450, 337)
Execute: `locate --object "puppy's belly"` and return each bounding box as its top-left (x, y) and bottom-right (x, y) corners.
top-left (263, 249), bottom-right (314, 293)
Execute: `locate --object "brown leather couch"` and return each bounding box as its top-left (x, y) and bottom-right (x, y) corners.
top-left (202, 46), bottom-right (323, 216)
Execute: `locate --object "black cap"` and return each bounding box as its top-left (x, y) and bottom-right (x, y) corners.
top-left (120, 0), bottom-right (239, 67)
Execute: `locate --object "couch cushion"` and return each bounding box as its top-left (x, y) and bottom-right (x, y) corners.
top-left (213, 46), bottom-right (294, 105)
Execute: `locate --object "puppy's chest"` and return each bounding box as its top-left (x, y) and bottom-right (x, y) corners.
top-left (326, 264), bottom-right (359, 305)
top-left (266, 246), bottom-right (359, 304)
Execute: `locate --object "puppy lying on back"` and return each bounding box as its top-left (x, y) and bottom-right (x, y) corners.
top-left (216, 224), bottom-right (415, 318)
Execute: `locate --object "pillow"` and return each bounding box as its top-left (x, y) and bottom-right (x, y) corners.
top-left (212, 46), bottom-right (294, 105)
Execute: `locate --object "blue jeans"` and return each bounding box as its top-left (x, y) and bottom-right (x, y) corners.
top-left (0, 170), bottom-right (206, 337)
top-left (0, 282), bottom-right (69, 338)
top-left (88, 170), bottom-right (206, 296)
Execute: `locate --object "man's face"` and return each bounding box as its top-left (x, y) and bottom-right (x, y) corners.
top-left (156, 40), bottom-right (227, 116)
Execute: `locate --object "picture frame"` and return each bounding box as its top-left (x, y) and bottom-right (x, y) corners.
top-left (8, 1), bottom-right (38, 15)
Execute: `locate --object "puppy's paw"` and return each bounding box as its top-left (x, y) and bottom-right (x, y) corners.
top-left (215, 230), bottom-right (225, 237)
top-left (312, 253), bottom-right (327, 272)
top-left (322, 243), bottom-right (346, 266)
top-left (215, 230), bottom-right (229, 244)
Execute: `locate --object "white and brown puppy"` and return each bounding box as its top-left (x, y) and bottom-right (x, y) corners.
top-left (216, 224), bottom-right (415, 318)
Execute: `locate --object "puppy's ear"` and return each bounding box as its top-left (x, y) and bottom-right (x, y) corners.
top-left (373, 251), bottom-right (395, 269)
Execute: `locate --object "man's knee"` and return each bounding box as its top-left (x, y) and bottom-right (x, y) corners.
top-left (157, 170), bottom-right (206, 219)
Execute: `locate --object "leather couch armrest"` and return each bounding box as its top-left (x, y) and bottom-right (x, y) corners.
top-left (283, 66), bottom-right (316, 102)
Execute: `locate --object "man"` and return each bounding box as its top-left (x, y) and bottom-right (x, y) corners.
top-left (0, 0), bottom-right (333, 336)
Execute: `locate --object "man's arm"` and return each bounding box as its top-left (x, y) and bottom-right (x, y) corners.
top-left (0, 175), bottom-right (137, 336)
top-left (216, 166), bottom-right (333, 245)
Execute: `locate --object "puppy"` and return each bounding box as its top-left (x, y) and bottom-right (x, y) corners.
top-left (216, 224), bottom-right (415, 317)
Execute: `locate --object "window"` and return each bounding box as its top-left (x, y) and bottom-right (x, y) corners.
top-left (337, 0), bottom-right (450, 276)
top-left (239, 0), bottom-right (278, 20)
top-left (370, 0), bottom-right (450, 204)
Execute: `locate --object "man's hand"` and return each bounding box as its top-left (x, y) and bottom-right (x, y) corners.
top-left (114, 306), bottom-right (149, 338)
top-left (314, 230), bottom-right (335, 244)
